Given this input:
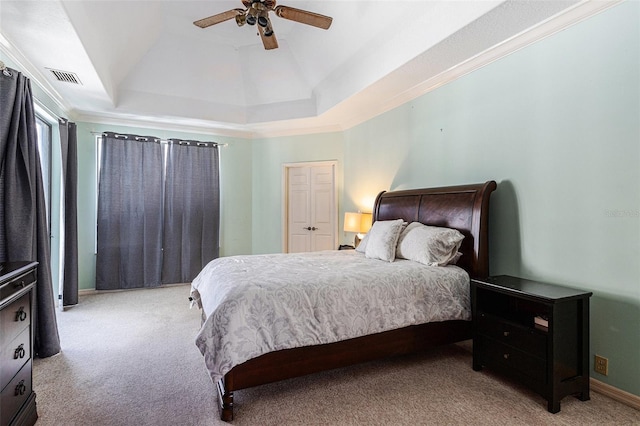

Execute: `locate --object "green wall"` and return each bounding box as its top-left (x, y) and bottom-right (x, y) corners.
top-left (251, 132), bottom-right (344, 254)
top-left (337, 1), bottom-right (638, 396)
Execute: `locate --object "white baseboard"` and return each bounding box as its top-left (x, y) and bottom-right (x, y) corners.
top-left (77, 283), bottom-right (189, 296)
top-left (591, 378), bottom-right (640, 411)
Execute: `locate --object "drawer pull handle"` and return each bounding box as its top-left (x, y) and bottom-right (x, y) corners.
top-left (503, 331), bottom-right (510, 337)
top-left (14, 280), bottom-right (26, 289)
top-left (503, 353), bottom-right (510, 360)
top-left (15, 380), bottom-right (26, 396)
top-left (14, 344), bottom-right (26, 359)
top-left (16, 307), bottom-right (27, 322)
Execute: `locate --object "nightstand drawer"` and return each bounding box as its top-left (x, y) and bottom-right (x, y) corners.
top-left (0, 327), bottom-right (31, 389)
top-left (476, 335), bottom-right (545, 384)
top-left (0, 359), bottom-right (32, 426)
top-left (0, 292), bottom-right (31, 348)
top-left (477, 312), bottom-right (546, 358)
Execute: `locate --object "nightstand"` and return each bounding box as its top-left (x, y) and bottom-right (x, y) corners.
top-left (471, 275), bottom-right (592, 413)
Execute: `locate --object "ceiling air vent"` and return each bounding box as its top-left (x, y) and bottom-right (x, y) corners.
top-left (47, 68), bottom-right (82, 85)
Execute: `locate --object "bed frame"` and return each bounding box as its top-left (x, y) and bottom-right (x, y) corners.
top-left (216, 180), bottom-right (497, 421)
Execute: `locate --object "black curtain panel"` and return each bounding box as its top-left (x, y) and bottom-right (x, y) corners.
top-left (96, 133), bottom-right (164, 290)
top-left (0, 67), bottom-right (61, 357)
top-left (162, 140), bottom-right (220, 284)
top-left (59, 119), bottom-right (79, 307)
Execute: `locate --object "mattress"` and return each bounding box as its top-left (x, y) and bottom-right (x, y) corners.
top-left (190, 250), bottom-right (471, 384)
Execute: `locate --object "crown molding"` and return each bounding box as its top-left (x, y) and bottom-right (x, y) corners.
top-left (73, 111), bottom-right (255, 139)
top-left (336, 0), bottom-right (624, 131)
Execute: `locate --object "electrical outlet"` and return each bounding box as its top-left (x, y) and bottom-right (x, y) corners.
top-left (594, 355), bottom-right (609, 376)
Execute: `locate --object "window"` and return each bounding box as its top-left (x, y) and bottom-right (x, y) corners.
top-left (33, 104), bottom-right (61, 303)
top-left (35, 115), bottom-right (52, 229)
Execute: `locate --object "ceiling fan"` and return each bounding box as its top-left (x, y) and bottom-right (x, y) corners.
top-left (193, 0), bottom-right (332, 50)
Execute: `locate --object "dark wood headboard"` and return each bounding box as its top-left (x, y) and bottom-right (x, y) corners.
top-left (372, 181), bottom-right (497, 278)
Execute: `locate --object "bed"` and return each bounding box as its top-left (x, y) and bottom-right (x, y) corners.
top-left (191, 181), bottom-right (497, 421)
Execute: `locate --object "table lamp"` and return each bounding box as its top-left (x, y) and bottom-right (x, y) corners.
top-left (343, 211), bottom-right (372, 247)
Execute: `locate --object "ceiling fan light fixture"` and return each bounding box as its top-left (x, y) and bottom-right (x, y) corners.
top-left (263, 22), bottom-right (274, 37)
top-left (257, 14), bottom-right (268, 27)
top-left (246, 6), bottom-right (257, 24)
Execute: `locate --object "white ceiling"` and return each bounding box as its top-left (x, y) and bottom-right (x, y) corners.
top-left (0, 0), bottom-right (621, 138)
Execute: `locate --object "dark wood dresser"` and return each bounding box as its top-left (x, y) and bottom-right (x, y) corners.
top-left (0, 262), bottom-right (38, 426)
top-left (471, 275), bottom-right (592, 413)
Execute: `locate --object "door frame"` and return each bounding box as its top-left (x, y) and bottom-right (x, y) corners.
top-left (282, 160), bottom-right (338, 253)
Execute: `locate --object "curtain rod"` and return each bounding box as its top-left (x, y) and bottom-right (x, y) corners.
top-left (90, 131), bottom-right (228, 147)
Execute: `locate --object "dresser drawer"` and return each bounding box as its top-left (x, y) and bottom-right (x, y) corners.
top-left (0, 292), bottom-right (31, 349)
top-left (477, 312), bottom-right (547, 358)
top-left (0, 270), bottom-right (36, 306)
top-left (0, 359), bottom-right (32, 426)
top-left (0, 327), bottom-right (31, 389)
top-left (476, 335), bottom-right (546, 385)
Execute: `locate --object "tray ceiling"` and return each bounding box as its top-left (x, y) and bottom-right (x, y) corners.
top-left (0, 0), bottom-right (619, 137)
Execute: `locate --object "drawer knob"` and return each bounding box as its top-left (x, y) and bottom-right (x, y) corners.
top-left (16, 306), bottom-right (27, 322)
top-left (503, 331), bottom-right (510, 337)
top-left (14, 280), bottom-right (26, 289)
top-left (14, 344), bottom-right (26, 359)
top-left (15, 380), bottom-right (26, 396)
top-left (503, 353), bottom-right (510, 360)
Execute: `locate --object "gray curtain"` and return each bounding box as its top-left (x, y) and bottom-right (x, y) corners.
top-left (0, 67), bottom-right (61, 357)
top-left (59, 119), bottom-right (78, 306)
top-left (96, 133), bottom-right (163, 290)
top-left (162, 140), bottom-right (220, 284)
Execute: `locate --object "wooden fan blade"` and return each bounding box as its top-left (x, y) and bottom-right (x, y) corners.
top-left (259, 25), bottom-right (279, 50)
top-left (273, 5), bottom-right (332, 29)
top-left (194, 9), bottom-right (244, 28)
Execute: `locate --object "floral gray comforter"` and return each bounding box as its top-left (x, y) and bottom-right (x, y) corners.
top-left (190, 250), bottom-right (470, 384)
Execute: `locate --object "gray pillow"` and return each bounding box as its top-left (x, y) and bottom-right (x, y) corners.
top-left (396, 222), bottom-right (464, 266)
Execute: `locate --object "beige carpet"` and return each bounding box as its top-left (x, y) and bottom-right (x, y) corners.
top-left (33, 284), bottom-right (639, 425)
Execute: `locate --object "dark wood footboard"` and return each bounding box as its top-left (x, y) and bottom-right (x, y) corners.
top-left (217, 320), bottom-right (472, 420)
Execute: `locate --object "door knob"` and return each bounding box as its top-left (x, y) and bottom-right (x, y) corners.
top-left (311, 227), bottom-right (317, 231)
top-left (303, 227), bottom-right (312, 230)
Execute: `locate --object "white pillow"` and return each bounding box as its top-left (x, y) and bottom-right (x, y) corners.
top-left (396, 222), bottom-right (464, 266)
top-left (355, 232), bottom-right (368, 253)
top-left (364, 219), bottom-right (406, 262)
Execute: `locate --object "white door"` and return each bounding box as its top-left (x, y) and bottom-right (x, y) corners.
top-left (285, 162), bottom-right (337, 253)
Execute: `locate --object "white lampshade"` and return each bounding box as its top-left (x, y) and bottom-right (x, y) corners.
top-left (343, 212), bottom-right (372, 234)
